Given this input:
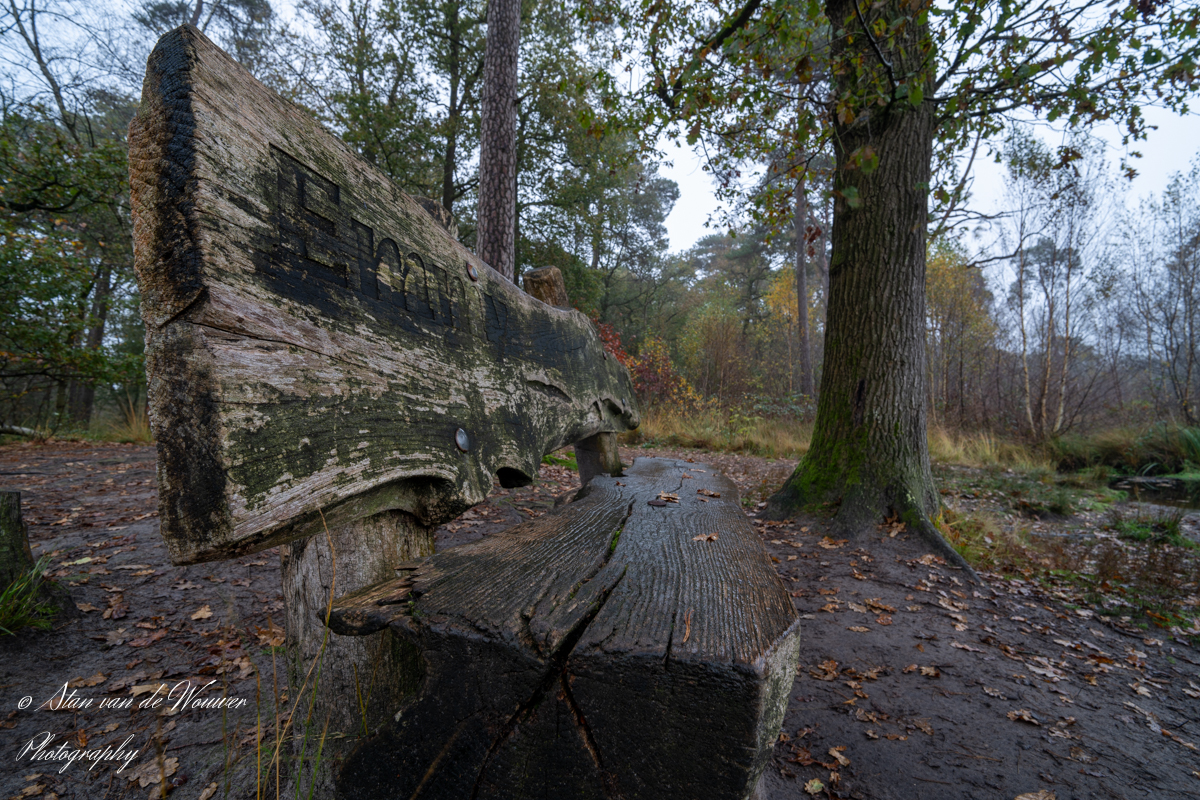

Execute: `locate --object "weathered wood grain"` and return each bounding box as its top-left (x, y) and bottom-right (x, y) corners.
top-left (281, 511), bottom-right (433, 796)
top-left (520, 266), bottom-right (623, 485)
top-left (129, 26), bottom-right (639, 565)
top-left (329, 458), bottom-right (800, 800)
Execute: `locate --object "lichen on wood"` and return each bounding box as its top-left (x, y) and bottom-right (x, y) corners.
top-left (129, 25), bottom-right (639, 565)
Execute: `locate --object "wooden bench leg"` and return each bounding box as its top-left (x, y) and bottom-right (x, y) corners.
top-left (280, 510), bottom-right (433, 795)
top-left (575, 431), bottom-right (622, 486)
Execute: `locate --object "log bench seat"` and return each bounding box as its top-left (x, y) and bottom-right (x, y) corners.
top-left (327, 457), bottom-right (800, 800)
top-left (127, 26), bottom-right (800, 799)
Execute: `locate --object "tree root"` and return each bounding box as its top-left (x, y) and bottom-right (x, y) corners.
top-left (763, 472), bottom-right (979, 582)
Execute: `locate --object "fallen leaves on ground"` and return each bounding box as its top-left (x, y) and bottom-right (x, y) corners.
top-left (190, 605), bottom-right (213, 620)
top-left (1007, 709), bottom-right (1040, 725)
top-left (692, 533), bottom-right (718, 542)
top-left (255, 619), bottom-right (285, 648)
top-left (67, 672), bottom-right (106, 688)
top-left (809, 660), bottom-right (839, 681)
top-left (126, 757), bottom-right (179, 787)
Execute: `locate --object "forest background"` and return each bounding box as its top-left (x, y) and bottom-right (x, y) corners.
top-left (3, 0), bottom-right (1200, 478)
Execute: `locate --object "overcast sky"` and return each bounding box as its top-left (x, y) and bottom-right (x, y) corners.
top-left (658, 104), bottom-right (1200, 254)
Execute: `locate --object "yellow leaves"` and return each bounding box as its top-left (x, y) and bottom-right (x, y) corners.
top-left (190, 605), bottom-right (213, 620)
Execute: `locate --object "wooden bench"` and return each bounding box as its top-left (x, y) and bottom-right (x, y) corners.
top-left (129, 25), bottom-right (799, 800)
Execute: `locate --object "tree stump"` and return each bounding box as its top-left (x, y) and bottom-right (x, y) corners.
top-left (0, 491), bottom-right (34, 588)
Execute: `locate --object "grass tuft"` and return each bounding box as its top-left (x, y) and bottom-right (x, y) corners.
top-left (0, 555), bottom-right (59, 635)
top-left (97, 396), bottom-right (154, 444)
top-left (1108, 505), bottom-right (1195, 549)
top-left (937, 507), bottom-right (1039, 572)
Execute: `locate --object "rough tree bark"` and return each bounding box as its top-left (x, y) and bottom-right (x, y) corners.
top-left (0, 492), bottom-right (34, 588)
top-left (766, 0), bottom-right (967, 570)
top-left (475, 0), bottom-right (520, 281)
top-left (795, 174), bottom-right (813, 397)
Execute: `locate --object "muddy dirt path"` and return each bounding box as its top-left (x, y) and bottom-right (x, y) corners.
top-left (2, 441), bottom-right (1199, 800)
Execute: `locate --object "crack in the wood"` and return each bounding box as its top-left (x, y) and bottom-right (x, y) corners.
top-left (560, 671), bottom-right (624, 800)
top-left (467, 498), bottom-right (636, 799)
top-left (662, 608), bottom-right (678, 670)
top-left (161, 287), bottom-right (209, 329)
top-left (191, 319), bottom-right (385, 372)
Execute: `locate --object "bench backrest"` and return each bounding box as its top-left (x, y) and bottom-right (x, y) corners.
top-left (129, 25), bottom-right (638, 566)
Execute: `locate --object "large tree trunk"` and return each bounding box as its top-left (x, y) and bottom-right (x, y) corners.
top-left (766, 0), bottom-right (965, 569)
top-left (475, 0), bottom-right (521, 281)
top-left (281, 511), bottom-right (434, 797)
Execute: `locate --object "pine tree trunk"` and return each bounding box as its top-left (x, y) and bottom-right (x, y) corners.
top-left (795, 175), bottom-right (813, 397)
top-left (475, 0), bottom-right (521, 281)
top-left (281, 511), bottom-right (433, 796)
top-left (441, 0), bottom-right (461, 215)
top-left (766, 0), bottom-right (966, 569)
top-left (67, 264), bottom-right (113, 426)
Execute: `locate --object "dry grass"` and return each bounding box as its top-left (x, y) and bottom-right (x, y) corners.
top-left (627, 410), bottom-right (1050, 469)
top-left (623, 407), bottom-right (811, 459)
top-left (927, 425), bottom-right (1049, 470)
top-left (97, 396), bottom-right (154, 443)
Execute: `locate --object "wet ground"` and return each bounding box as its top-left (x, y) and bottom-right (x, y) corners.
top-left (1, 441), bottom-right (1199, 799)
